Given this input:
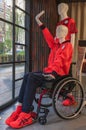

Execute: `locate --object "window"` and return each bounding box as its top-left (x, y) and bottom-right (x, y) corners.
top-left (0, 0), bottom-right (30, 109)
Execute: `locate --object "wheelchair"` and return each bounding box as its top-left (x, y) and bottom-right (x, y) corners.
top-left (34, 65), bottom-right (85, 125)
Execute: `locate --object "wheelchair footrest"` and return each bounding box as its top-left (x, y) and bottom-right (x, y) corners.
top-left (39, 107), bottom-right (49, 114)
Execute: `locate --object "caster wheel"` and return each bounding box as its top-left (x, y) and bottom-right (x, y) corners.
top-left (38, 116), bottom-right (47, 125)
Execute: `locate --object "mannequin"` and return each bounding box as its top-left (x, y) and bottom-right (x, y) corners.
top-left (35, 3), bottom-right (77, 48)
top-left (35, 10), bottom-right (45, 26)
top-left (58, 3), bottom-right (68, 20)
top-left (35, 11), bottom-right (75, 106)
top-left (35, 13), bottom-right (73, 77)
top-left (56, 3), bottom-right (77, 48)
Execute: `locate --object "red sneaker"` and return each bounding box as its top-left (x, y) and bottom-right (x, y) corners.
top-left (10, 112), bottom-right (37, 128)
top-left (5, 105), bottom-right (22, 126)
top-left (62, 95), bottom-right (76, 106)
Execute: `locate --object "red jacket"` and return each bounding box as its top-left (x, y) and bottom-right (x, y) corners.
top-left (41, 26), bottom-right (73, 76)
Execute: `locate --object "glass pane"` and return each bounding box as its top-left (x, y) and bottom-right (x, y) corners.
top-left (0, 0), bottom-right (13, 22)
top-left (15, 79), bottom-right (23, 98)
top-left (15, 8), bottom-right (25, 27)
top-left (15, 63), bottom-right (25, 79)
top-left (15, 45), bottom-right (25, 61)
top-left (15, 27), bottom-right (25, 44)
top-left (0, 64), bottom-right (12, 106)
top-left (16, 0), bottom-right (25, 10)
top-left (0, 22), bottom-right (13, 63)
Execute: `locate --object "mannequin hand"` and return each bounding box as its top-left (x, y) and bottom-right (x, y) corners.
top-left (35, 10), bottom-right (45, 19)
top-left (42, 74), bottom-right (55, 80)
top-left (35, 10), bottom-right (45, 26)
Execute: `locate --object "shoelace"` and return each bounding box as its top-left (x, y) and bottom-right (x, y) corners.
top-left (10, 112), bottom-right (19, 119)
top-left (17, 114), bottom-right (32, 123)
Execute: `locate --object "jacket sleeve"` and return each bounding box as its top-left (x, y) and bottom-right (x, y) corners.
top-left (69, 19), bottom-right (78, 34)
top-left (40, 24), bottom-right (55, 49)
top-left (50, 43), bottom-right (73, 75)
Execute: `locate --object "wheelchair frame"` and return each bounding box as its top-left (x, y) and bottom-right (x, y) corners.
top-left (34, 75), bottom-right (85, 125)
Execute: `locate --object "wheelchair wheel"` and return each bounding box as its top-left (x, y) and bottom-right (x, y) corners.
top-left (35, 88), bottom-right (52, 107)
top-left (52, 77), bottom-right (84, 120)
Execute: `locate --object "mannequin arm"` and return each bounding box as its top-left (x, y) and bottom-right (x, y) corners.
top-left (35, 10), bottom-right (45, 26)
top-left (35, 10), bottom-right (54, 48)
top-left (71, 34), bottom-right (75, 48)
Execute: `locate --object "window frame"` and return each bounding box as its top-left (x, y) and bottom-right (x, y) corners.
top-left (0, 0), bottom-right (31, 110)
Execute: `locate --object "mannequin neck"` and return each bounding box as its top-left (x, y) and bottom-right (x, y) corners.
top-left (60, 13), bottom-right (68, 20)
top-left (59, 37), bottom-right (66, 44)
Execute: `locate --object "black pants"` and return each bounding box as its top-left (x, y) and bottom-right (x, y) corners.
top-left (18, 72), bottom-right (54, 113)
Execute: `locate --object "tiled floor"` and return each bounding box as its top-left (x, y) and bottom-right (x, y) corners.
top-left (0, 102), bottom-right (86, 130)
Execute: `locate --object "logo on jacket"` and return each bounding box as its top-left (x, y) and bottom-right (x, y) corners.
top-left (62, 45), bottom-right (65, 50)
top-left (64, 20), bottom-right (68, 24)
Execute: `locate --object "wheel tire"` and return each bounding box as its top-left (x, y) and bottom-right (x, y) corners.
top-left (52, 77), bottom-right (84, 120)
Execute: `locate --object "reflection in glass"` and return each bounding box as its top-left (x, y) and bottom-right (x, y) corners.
top-left (0, 64), bottom-right (12, 106)
top-left (0, 0), bottom-right (12, 21)
top-left (15, 79), bottom-right (23, 98)
top-left (15, 27), bottom-right (25, 44)
top-left (15, 8), bottom-right (25, 27)
top-left (15, 45), bottom-right (25, 62)
top-left (16, 0), bottom-right (25, 10)
top-left (15, 63), bottom-right (25, 79)
top-left (0, 22), bottom-right (13, 63)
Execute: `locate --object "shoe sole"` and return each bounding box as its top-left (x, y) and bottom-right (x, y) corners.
top-left (10, 118), bottom-right (37, 128)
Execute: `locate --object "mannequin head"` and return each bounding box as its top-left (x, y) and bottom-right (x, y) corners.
top-left (58, 3), bottom-right (68, 16)
top-left (56, 25), bottom-right (68, 40)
